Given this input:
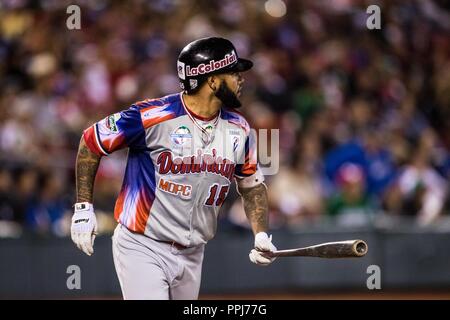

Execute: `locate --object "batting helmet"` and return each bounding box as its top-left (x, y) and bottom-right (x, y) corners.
top-left (177, 37), bottom-right (253, 93)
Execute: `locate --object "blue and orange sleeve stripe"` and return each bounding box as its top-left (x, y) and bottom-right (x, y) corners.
top-left (83, 124), bottom-right (108, 156)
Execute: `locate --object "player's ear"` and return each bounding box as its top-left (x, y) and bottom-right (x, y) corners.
top-left (207, 75), bottom-right (219, 92)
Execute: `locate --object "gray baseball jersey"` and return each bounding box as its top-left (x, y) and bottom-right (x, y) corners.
top-left (84, 92), bottom-right (264, 247)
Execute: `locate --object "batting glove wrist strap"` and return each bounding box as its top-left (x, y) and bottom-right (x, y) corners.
top-left (73, 202), bottom-right (95, 231)
top-left (74, 202), bottom-right (93, 212)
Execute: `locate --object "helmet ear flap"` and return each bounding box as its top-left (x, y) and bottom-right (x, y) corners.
top-left (181, 76), bottom-right (207, 94)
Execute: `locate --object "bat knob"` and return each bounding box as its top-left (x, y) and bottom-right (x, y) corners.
top-left (353, 240), bottom-right (368, 256)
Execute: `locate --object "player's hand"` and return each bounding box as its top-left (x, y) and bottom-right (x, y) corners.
top-left (71, 202), bottom-right (98, 256)
top-left (249, 232), bottom-right (277, 266)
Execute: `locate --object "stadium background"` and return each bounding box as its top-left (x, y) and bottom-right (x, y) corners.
top-left (0, 0), bottom-right (449, 299)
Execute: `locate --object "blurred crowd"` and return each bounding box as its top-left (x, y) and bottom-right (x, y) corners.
top-left (0, 0), bottom-right (449, 237)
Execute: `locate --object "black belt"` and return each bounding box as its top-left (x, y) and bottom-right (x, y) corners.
top-left (121, 225), bottom-right (189, 250)
top-left (155, 239), bottom-right (188, 250)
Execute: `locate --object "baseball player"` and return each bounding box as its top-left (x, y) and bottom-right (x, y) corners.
top-left (71, 37), bottom-right (277, 300)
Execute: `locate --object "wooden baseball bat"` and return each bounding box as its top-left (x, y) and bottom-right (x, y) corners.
top-left (265, 239), bottom-right (368, 258)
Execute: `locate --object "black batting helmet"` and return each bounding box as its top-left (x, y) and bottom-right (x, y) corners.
top-left (177, 37), bottom-right (253, 93)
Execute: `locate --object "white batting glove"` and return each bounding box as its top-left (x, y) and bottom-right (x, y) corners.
top-left (249, 232), bottom-right (277, 266)
top-left (71, 202), bottom-right (98, 256)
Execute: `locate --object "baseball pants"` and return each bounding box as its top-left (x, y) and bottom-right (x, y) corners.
top-left (112, 223), bottom-right (205, 300)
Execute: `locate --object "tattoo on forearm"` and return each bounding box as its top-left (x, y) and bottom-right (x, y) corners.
top-left (239, 183), bottom-right (269, 234)
top-left (76, 139), bottom-right (101, 203)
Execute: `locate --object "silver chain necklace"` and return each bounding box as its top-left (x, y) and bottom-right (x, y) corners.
top-left (188, 109), bottom-right (221, 146)
top-left (181, 95), bottom-right (220, 146)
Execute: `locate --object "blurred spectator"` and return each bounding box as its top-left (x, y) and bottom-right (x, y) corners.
top-left (324, 128), bottom-right (398, 200)
top-left (0, 167), bottom-right (16, 221)
top-left (13, 166), bottom-right (38, 224)
top-left (326, 163), bottom-right (377, 227)
top-left (0, 167), bottom-right (23, 238)
top-left (268, 132), bottom-right (324, 227)
top-left (384, 136), bottom-right (448, 226)
top-left (25, 172), bottom-right (68, 236)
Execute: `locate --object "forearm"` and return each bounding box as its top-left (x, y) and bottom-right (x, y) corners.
top-left (76, 137), bottom-right (102, 203)
top-left (238, 183), bottom-right (269, 235)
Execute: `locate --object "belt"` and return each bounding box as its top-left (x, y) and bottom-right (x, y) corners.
top-left (156, 239), bottom-right (189, 250)
top-left (121, 225), bottom-right (189, 250)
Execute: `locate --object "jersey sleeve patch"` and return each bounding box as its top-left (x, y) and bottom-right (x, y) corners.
top-left (83, 107), bottom-right (145, 155)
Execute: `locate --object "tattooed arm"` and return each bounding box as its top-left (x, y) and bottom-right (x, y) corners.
top-left (71, 136), bottom-right (102, 256)
top-left (76, 137), bottom-right (102, 203)
top-left (238, 182), bottom-right (277, 265)
top-left (237, 183), bottom-right (269, 235)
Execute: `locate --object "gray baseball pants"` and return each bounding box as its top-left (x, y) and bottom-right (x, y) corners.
top-left (112, 223), bottom-right (205, 300)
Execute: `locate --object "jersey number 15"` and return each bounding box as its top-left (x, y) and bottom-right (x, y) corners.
top-left (205, 184), bottom-right (230, 207)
